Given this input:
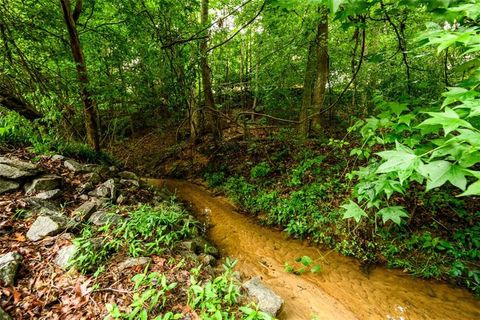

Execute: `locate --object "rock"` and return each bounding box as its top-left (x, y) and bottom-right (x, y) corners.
top-left (0, 307), bottom-right (12, 320)
top-left (178, 241), bottom-right (195, 251)
top-left (26, 215), bottom-right (71, 241)
top-left (117, 257), bottom-right (151, 271)
top-left (0, 157), bottom-right (39, 179)
top-left (78, 182), bottom-right (94, 194)
top-left (120, 179), bottom-right (140, 188)
top-left (51, 155), bottom-right (65, 161)
top-left (0, 252), bottom-right (22, 286)
top-left (73, 200), bottom-right (97, 221)
top-left (119, 171), bottom-right (138, 180)
top-left (116, 194), bottom-right (125, 205)
top-left (54, 245), bottom-right (76, 270)
top-left (88, 211), bottom-right (122, 226)
top-left (24, 175), bottom-right (62, 195)
top-left (84, 172), bottom-right (101, 185)
top-left (79, 194), bottom-right (89, 201)
top-left (243, 277), bottom-right (283, 316)
top-left (0, 179), bottom-right (19, 194)
top-left (24, 199), bottom-right (58, 212)
top-left (64, 159), bottom-right (85, 173)
top-left (199, 254), bottom-right (216, 266)
top-left (32, 189), bottom-right (61, 200)
top-left (36, 207), bottom-right (62, 217)
top-left (192, 236), bottom-right (219, 257)
top-left (89, 179), bottom-right (117, 199)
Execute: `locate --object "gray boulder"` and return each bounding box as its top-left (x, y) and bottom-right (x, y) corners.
top-left (64, 159), bottom-right (85, 173)
top-left (116, 194), bottom-right (125, 205)
top-left (117, 257), bottom-right (151, 271)
top-left (243, 277), bottom-right (283, 316)
top-left (88, 210), bottom-right (122, 226)
top-left (51, 155), bottom-right (65, 161)
top-left (32, 189), bottom-right (61, 200)
top-left (89, 179), bottom-right (116, 199)
top-left (24, 175), bottom-right (62, 195)
top-left (54, 245), bottom-right (77, 270)
top-left (26, 215), bottom-right (71, 241)
top-left (0, 252), bottom-right (22, 286)
top-left (0, 157), bottom-right (39, 179)
top-left (84, 172), bottom-right (101, 185)
top-left (0, 307), bottom-right (12, 320)
top-left (0, 179), bottom-right (19, 194)
top-left (73, 200), bottom-right (97, 221)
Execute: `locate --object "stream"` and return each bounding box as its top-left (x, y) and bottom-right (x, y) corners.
top-left (148, 179), bottom-right (480, 320)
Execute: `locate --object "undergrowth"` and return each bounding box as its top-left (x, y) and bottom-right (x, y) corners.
top-left (203, 133), bottom-right (480, 294)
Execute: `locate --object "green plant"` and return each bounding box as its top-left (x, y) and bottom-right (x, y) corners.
top-left (343, 6), bottom-right (480, 226)
top-left (72, 203), bottom-right (198, 274)
top-left (188, 258), bottom-right (240, 319)
top-left (106, 270), bottom-right (179, 320)
top-left (284, 256), bottom-right (321, 275)
top-left (250, 162), bottom-right (271, 179)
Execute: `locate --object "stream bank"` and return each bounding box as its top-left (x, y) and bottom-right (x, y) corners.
top-left (150, 179), bottom-right (480, 320)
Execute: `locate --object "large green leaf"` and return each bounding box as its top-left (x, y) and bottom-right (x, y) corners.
top-left (458, 180), bottom-right (480, 196)
top-left (419, 160), bottom-right (467, 190)
top-left (340, 200), bottom-right (367, 223)
top-left (376, 142), bottom-right (422, 182)
top-left (418, 107), bottom-right (473, 136)
top-left (377, 206), bottom-right (409, 225)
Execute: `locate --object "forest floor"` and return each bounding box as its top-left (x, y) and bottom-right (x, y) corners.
top-left (0, 147), bottom-right (273, 320)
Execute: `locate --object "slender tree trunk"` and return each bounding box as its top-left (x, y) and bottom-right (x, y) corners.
top-left (60, 0), bottom-right (100, 151)
top-left (299, 7), bottom-right (329, 138)
top-left (200, 0), bottom-right (221, 139)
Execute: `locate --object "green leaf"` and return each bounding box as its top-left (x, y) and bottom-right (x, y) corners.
top-left (376, 142), bottom-right (422, 182)
top-left (377, 206), bottom-right (409, 225)
top-left (297, 255), bottom-right (313, 267)
top-left (418, 107), bottom-right (473, 136)
top-left (328, 0), bottom-right (342, 13)
top-left (340, 200), bottom-right (367, 223)
top-left (458, 180), bottom-right (480, 196)
top-left (419, 160), bottom-right (468, 191)
top-left (310, 265), bottom-right (322, 273)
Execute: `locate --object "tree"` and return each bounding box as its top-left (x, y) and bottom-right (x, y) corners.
top-left (199, 0), bottom-right (221, 140)
top-left (60, 0), bottom-right (100, 151)
top-left (299, 7), bottom-right (329, 138)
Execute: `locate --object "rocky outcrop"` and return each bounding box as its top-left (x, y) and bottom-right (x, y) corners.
top-left (0, 252), bottom-right (22, 286)
top-left (243, 277), bottom-right (283, 316)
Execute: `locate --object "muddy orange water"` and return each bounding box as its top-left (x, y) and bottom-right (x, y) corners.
top-left (148, 179), bottom-right (480, 320)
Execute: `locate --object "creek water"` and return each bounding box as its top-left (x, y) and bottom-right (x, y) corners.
top-left (148, 179), bottom-right (480, 320)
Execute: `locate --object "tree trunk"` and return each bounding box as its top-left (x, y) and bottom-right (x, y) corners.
top-left (200, 0), bottom-right (221, 140)
top-left (60, 0), bottom-right (100, 151)
top-left (299, 7), bottom-right (329, 138)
